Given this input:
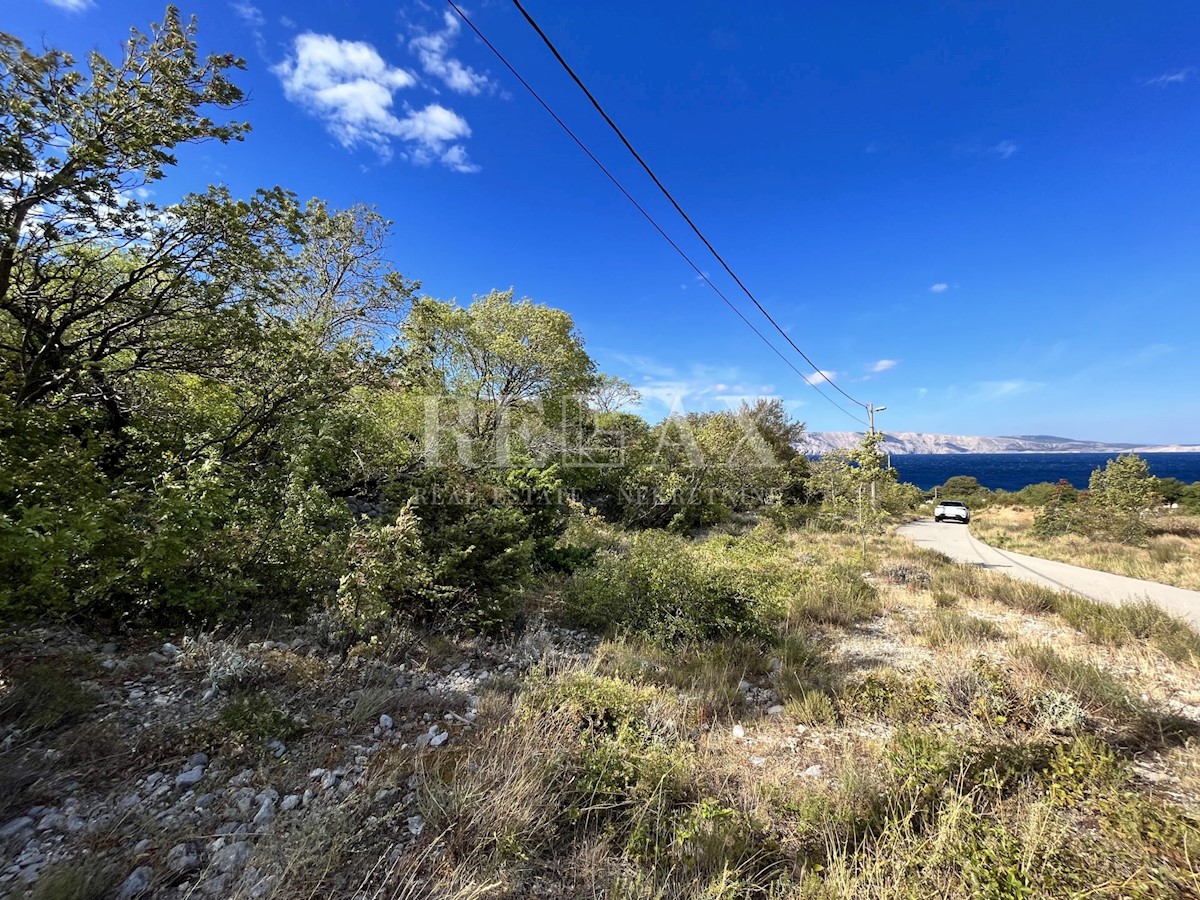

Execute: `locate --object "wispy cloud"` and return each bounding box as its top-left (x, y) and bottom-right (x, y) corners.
top-left (273, 33), bottom-right (478, 171)
top-left (607, 358), bottom-right (784, 418)
top-left (231, 1), bottom-right (263, 29)
top-left (42, 0), bottom-right (92, 10)
top-left (870, 359), bottom-right (898, 373)
top-left (808, 370), bottom-right (837, 385)
top-left (976, 379), bottom-right (1041, 400)
top-left (1144, 67), bottom-right (1192, 87)
top-left (410, 10), bottom-right (493, 95)
top-left (231, 2), bottom-right (266, 52)
top-left (989, 140), bottom-right (1018, 159)
top-left (930, 283), bottom-right (949, 293)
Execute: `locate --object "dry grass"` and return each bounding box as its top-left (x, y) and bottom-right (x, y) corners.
top-left (305, 523), bottom-right (1200, 900)
top-left (14, 524), bottom-right (1200, 900)
top-left (972, 506), bottom-right (1200, 591)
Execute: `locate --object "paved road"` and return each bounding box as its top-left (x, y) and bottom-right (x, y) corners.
top-left (897, 519), bottom-right (1200, 628)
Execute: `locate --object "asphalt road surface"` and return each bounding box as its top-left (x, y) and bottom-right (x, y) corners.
top-left (897, 519), bottom-right (1200, 628)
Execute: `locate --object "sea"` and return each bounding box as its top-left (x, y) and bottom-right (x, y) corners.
top-left (888, 452), bottom-right (1200, 492)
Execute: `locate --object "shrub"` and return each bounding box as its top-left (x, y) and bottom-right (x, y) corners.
top-left (933, 590), bottom-right (959, 609)
top-left (1041, 734), bottom-right (1126, 807)
top-left (217, 692), bottom-right (307, 749)
top-left (786, 690), bottom-right (838, 725)
top-left (1031, 690), bottom-right (1088, 734)
top-left (519, 671), bottom-right (656, 736)
top-left (562, 531), bottom-right (771, 645)
top-left (941, 658), bottom-right (1024, 728)
top-left (843, 671), bottom-right (939, 721)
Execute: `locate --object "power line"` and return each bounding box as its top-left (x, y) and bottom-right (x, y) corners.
top-left (445, 1), bottom-right (869, 427)
top-left (508, 0), bottom-right (870, 413)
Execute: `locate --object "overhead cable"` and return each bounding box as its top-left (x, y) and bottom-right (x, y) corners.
top-left (446, 0), bottom-right (869, 426)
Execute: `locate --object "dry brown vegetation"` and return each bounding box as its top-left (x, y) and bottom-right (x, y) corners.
top-left (6, 524), bottom-right (1200, 899)
top-left (972, 506), bottom-right (1200, 591)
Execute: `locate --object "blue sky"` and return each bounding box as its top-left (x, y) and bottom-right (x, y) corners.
top-left (11, 1), bottom-right (1200, 442)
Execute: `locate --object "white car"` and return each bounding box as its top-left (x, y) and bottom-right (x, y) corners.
top-left (934, 500), bottom-right (970, 524)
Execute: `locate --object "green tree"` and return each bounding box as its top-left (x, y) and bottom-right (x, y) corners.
top-left (267, 200), bottom-right (419, 349)
top-left (937, 475), bottom-right (989, 500)
top-left (1087, 453), bottom-right (1153, 543)
top-left (1, 10), bottom-right (253, 413)
top-left (587, 373), bottom-right (640, 414)
top-left (1031, 479), bottom-right (1083, 538)
top-left (1151, 477), bottom-right (1186, 506)
top-left (402, 289), bottom-right (596, 462)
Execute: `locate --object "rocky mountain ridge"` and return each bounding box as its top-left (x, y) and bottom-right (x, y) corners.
top-left (799, 431), bottom-right (1200, 455)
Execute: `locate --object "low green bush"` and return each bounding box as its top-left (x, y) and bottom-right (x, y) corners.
top-left (562, 530), bottom-right (774, 644)
top-left (843, 671), bottom-right (940, 722)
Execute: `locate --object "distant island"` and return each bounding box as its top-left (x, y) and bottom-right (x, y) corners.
top-left (800, 432), bottom-right (1200, 455)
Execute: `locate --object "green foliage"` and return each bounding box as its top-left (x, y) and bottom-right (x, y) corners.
top-left (610, 400), bottom-right (808, 531)
top-left (808, 432), bottom-right (909, 536)
top-left (937, 475), bottom-right (990, 500)
top-left (998, 480), bottom-right (1080, 508)
top-left (785, 690), bottom-right (838, 725)
top-left (670, 797), bottom-right (763, 879)
top-left (1040, 734), bottom-right (1126, 807)
top-left (562, 530), bottom-right (775, 645)
top-left (520, 671), bottom-right (656, 736)
top-left (1033, 457), bottom-right (1154, 545)
top-left (844, 671), bottom-right (940, 721)
top-left (402, 289), bottom-right (596, 459)
top-left (1031, 480), bottom-right (1085, 539)
top-left (217, 692), bottom-right (307, 748)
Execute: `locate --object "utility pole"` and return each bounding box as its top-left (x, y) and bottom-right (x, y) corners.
top-left (867, 402), bottom-right (886, 435)
top-left (867, 403), bottom-right (886, 508)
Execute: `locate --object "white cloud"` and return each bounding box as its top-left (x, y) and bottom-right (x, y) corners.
top-left (930, 283), bottom-right (949, 293)
top-left (43, 0), bottom-right (92, 10)
top-left (1145, 67), bottom-right (1192, 87)
top-left (410, 11), bottom-right (492, 95)
top-left (990, 140), bottom-right (1018, 159)
top-left (870, 359), bottom-right (898, 373)
top-left (809, 370), bottom-right (837, 385)
top-left (231, 1), bottom-right (264, 29)
top-left (274, 34), bottom-right (478, 171)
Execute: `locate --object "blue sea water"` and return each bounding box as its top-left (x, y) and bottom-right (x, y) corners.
top-left (889, 452), bottom-right (1200, 492)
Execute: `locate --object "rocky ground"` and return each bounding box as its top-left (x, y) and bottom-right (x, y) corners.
top-left (7, 552), bottom-right (1200, 898)
top-left (0, 618), bottom-right (596, 898)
